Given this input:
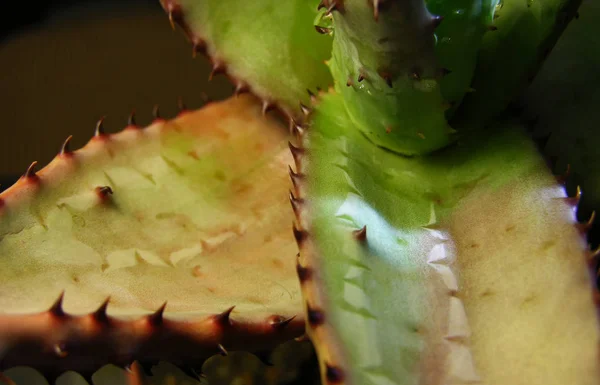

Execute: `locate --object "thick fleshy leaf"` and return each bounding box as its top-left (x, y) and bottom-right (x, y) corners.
top-left (519, 0), bottom-right (600, 219)
top-left (0, 95), bottom-right (303, 375)
top-left (159, 0), bottom-right (333, 119)
top-left (454, 0), bottom-right (582, 127)
top-left (293, 92), bottom-right (599, 385)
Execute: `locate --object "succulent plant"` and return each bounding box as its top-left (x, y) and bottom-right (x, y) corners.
top-left (0, 0), bottom-right (598, 384)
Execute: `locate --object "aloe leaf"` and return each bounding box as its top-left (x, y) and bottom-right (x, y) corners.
top-left (0, 96), bottom-right (303, 378)
top-left (455, 0), bottom-right (582, 127)
top-left (293, 92), bottom-right (599, 384)
top-left (159, 0), bottom-right (333, 119)
top-left (519, 0), bottom-right (600, 218)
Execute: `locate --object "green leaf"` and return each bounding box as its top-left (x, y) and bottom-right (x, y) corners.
top-left (0, 96), bottom-right (302, 376)
top-left (295, 92), bottom-right (599, 384)
top-left (160, 0), bottom-right (333, 118)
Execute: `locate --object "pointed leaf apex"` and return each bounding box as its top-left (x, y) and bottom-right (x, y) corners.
top-left (213, 305), bottom-right (235, 326)
top-left (59, 135), bottom-right (74, 156)
top-left (49, 291), bottom-right (66, 317)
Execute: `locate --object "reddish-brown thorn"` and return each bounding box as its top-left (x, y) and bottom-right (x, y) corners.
top-left (488, 25), bottom-right (498, 31)
top-left (217, 344), bottom-right (228, 356)
top-left (209, 62), bottom-right (226, 81)
top-left (168, 10), bottom-right (176, 30)
top-left (307, 89), bottom-right (318, 104)
top-left (262, 100), bottom-right (274, 116)
top-left (192, 40), bottom-right (207, 57)
top-left (289, 166), bottom-right (304, 191)
top-left (289, 191), bottom-right (304, 217)
top-left (373, 0), bottom-right (384, 21)
top-left (577, 211), bottom-right (596, 235)
top-left (152, 105), bottom-right (161, 120)
top-left (127, 111), bottom-right (137, 127)
top-left (411, 70), bottom-right (421, 81)
top-left (353, 225), bottom-right (367, 242)
top-left (49, 291), bottom-right (66, 317)
top-left (95, 186), bottom-right (114, 201)
top-left (92, 297), bottom-right (110, 323)
top-left (296, 256), bottom-right (312, 283)
top-left (431, 15), bottom-right (444, 28)
top-left (59, 135), bottom-right (74, 157)
top-left (300, 103), bottom-right (312, 116)
top-left (95, 117), bottom-right (106, 137)
top-left (166, 3), bottom-right (183, 31)
top-left (23, 161), bottom-right (39, 180)
top-left (289, 141), bottom-right (305, 166)
top-left (306, 304), bottom-right (325, 326)
top-left (234, 82), bottom-right (250, 96)
top-left (357, 73), bottom-right (365, 82)
top-left (378, 71), bottom-right (393, 88)
top-left (293, 122), bottom-right (306, 139)
top-left (269, 314), bottom-right (297, 330)
top-left (317, 0), bottom-right (326, 10)
top-left (293, 224), bottom-right (308, 245)
top-left (325, 364), bottom-right (345, 383)
top-left (564, 186), bottom-right (582, 206)
top-left (147, 302), bottom-right (167, 326)
top-left (346, 78), bottom-right (353, 87)
top-left (213, 306), bottom-right (235, 327)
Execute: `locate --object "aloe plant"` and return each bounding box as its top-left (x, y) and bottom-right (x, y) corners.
top-left (0, 0), bottom-right (598, 384)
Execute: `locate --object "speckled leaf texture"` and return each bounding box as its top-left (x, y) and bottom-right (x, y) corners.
top-left (0, 96), bottom-right (304, 380)
top-left (295, 91), bottom-right (599, 385)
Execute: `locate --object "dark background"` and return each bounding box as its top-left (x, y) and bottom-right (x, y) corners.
top-left (0, 0), bottom-right (231, 189)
